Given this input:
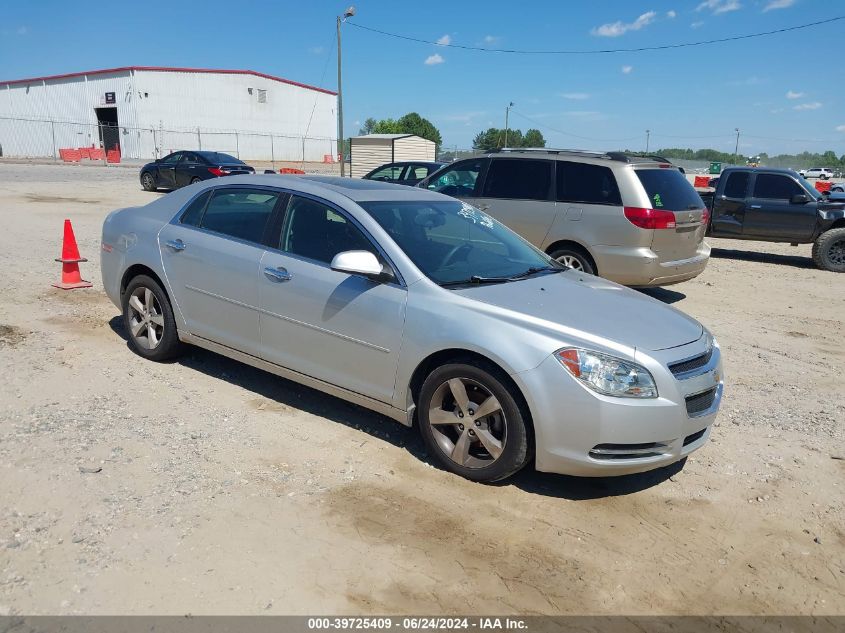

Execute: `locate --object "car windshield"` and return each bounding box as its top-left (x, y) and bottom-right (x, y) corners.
top-left (359, 200), bottom-right (561, 285)
top-left (635, 168), bottom-right (704, 210)
top-left (199, 152), bottom-right (244, 165)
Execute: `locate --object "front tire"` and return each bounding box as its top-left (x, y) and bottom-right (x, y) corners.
top-left (190, 177), bottom-right (202, 185)
top-left (812, 228), bottom-right (845, 273)
top-left (418, 361), bottom-right (531, 482)
top-left (141, 172), bottom-right (157, 192)
top-left (122, 275), bottom-right (184, 360)
top-left (549, 246), bottom-right (595, 275)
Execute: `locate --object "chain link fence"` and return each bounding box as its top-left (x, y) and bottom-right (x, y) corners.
top-left (0, 116), bottom-right (339, 167)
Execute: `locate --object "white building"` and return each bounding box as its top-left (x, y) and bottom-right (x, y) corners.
top-left (0, 66), bottom-right (338, 161)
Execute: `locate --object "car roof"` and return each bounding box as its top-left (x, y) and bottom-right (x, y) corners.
top-left (467, 148), bottom-right (676, 167)
top-left (197, 173), bottom-right (452, 203)
top-left (724, 166), bottom-right (800, 175)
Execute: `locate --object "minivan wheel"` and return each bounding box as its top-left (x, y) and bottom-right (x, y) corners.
top-left (122, 275), bottom-right (184, 361)
top-left (549, 246), bottom-right (595, 275)
top-left (812, 228), bottom-right (845, 273)
top-left (418, 362), bottom-right (530, 483)
top-left (141, 172), bottom-right (157, 192)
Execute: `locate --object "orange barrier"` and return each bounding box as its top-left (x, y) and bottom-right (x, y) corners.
top-left (106, 149), bottom-right (121, 164)
top-left (59, 148), bottom-right (81, 162)
top-left (279, 168), bottom-right (305, 174)
top-left (52, 219), bottom-right (92, 290)
top-left (322, 154), bottom-right (335, 163)
top-left (815, 180), bottom-right (832, 193)
top-left (694, 176), bottom-right (710, 188)
top-left (89, 148), bottom-right (105, 160)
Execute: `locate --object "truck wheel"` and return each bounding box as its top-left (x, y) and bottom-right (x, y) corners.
top-left (812, 228), bottom-right (845, 273)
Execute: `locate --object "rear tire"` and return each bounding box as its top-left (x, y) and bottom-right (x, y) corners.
top-left (141, 172), bottom-right (157, 192)
top-left (549, 245), bottom-right (595, 275)
top-left (418, 361), bottom-right (531, 483)
top-left (122, 275), bottom-right (184, 361)
top-left (812, 228), bottom-right (845, 273)
top-left (190, 177), bottom-right (202, 185)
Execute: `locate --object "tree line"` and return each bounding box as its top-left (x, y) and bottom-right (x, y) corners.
top-left (652, 147), bottom-right (845, 169)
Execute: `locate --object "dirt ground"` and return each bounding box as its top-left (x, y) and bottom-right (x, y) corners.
top-left (0, 162), bottom-right (842, 616)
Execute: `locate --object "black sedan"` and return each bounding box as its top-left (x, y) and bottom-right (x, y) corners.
top-left (140, 151), bottom-right (255, 192)
top-left (362, 161), bottom-right (444, 186)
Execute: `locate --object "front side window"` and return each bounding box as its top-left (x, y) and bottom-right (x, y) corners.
top-left (723, 172), bottom-right (750, 198)
top-left (361, 200), bottom-right (556, 285)
top-left (425, 159), bottom-right (487, 197)
top-left (367, 165), bottom-right (404, 181)
top-left (482, 159), bottom-right (552, 201)
top-left (199, 188), bottom-right (279, 243)
top-left (753, 174), bottom-right (804, 200)
top-left (280, 196), bottom-right (373, 264)
top-left (557, 162), bottom-right (622, 205)
top-left (160, 152), bottom-right (181, 164)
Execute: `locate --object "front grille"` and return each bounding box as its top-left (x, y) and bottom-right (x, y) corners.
top-left (668, 348), bottom-right (712, 377)
top-left (589, 441), bottom-right (671, 460)
top-left (683, 428), bottom-right (707, 446)
top-left (685, 388), bottom-right (717, 417)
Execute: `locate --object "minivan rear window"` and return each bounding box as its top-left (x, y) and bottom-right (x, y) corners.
top-left (635, 169), bottom-right (704, 211)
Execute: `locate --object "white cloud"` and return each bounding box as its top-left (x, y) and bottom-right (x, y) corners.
top-left (667, 10), bottom-right (677, 18)
top-left (696, 0), bottom-right (742, 14)
top-left (621, 65), bottom-right (633, 74)
top-left (592, 11), bottom-right (657, 37)
top-left (308, 46), bottom-right (325, 55)
top-left (764, 0), bottom-right (795, 11)
top-left (691, 20), bottom-right (705, 28)
top-left (483, 35), bottom-right (499, 43)
top-left (16, 25), bottom-right (28, 35)
top-left (436, 34), bottom-right (451, 46)
top-left (786, 90), bottom-right (804, 99)
top-left (560, 92), bottom-right (590, 100)
top-left (441, 111), bottom-right (486, 123)
top-left (836, 124), bottom-right (845, 132)
top-left (727, 76), bottom-right (767, 86)
top-left (793, 102), bottom-right (822, 110)
top-left (424, 54), bottom-right (445, 66)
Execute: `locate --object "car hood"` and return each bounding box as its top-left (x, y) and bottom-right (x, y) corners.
top-left (453, 271), bottom-right (703, 352)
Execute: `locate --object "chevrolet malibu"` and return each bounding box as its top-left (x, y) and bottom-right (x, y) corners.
top-left (101, 175), bottom-right (724, 482)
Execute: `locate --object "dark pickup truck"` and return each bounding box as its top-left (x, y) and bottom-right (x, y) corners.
top-left (701, 167), bottom-right (845, 272)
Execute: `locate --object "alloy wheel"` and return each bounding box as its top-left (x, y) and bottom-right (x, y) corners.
top-left (828, 238), bottom-right (845, 265)
top-left (143, 174), bottom-right (154, 190)
top-left (127, 286), bottom-right (164, 350)
top-left (556, 254), bottom-right (584, 271)
top-left (427, 377), bottom-right (507, 468)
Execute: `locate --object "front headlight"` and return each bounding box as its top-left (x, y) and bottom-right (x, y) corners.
top-left (555, 348), bottom-right (658, 398)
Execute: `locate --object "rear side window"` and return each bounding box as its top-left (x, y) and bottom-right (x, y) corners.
top-left (753, 174), bottom-right (804, 200)
top-left (180, 191), bottom-right (211, 226)
top-left (557, 162), bottom-right (621, 205)
top-left (635, 169), bottom-right (703, 210)
top-left (482, 159), bottom-right (552, 201)
top-left (723, 172), bottom-right (750, 198)
top-left (200, 188), bottom-right (280, 243)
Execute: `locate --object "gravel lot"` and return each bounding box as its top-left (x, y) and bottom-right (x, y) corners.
top-left (0, 162), bottom-right (842, 616)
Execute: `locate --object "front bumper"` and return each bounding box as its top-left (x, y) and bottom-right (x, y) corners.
top-left (515, 337), bottom-right (723, 477)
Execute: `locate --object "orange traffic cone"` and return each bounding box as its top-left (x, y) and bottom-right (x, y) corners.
top-left (52, 219), bottom-right (92, 290)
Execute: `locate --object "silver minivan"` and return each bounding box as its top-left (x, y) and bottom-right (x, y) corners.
top-left (420, 149), bottom-right (710, 287)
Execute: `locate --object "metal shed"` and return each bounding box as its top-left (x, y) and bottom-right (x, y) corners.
top-left (350, 134), bottom-right (436, 178)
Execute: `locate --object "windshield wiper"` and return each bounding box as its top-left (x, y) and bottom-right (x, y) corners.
top-left (508, 266), bottom-right (566, 279)
top-left (440, 275), bottom-right (514, 287)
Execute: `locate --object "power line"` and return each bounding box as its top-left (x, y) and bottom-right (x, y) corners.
top-left (346, 15), bottom-right (844, 55)
top-left (509, 110), bottom-right (641, 143)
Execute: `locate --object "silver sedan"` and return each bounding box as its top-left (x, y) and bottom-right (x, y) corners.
top-left (101, 175), bottom-right (723, 482)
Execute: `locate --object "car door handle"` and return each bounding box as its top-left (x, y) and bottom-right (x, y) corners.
top-left (749, 205), bottom-right (762, 209)
top-left (263, 266), bottom-right (292, 282)
top-left (165, 239), bottom-right (186, 251)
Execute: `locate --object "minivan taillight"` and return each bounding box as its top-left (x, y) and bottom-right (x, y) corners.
top-left (623, 206), bottom-right (677, 230)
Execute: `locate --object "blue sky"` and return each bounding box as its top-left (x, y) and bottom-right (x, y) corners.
top-left (2, 0), bottom-right (842, 156)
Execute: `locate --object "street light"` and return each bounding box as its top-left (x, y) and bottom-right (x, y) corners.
top-left (504, 102), bottom-right (514, 148)
top-left (337, 5), bottom-right (355, 177)
top-left (734, 127), bottom-right (740, 166)
top-left (645, 129), bottom-right (650, 153)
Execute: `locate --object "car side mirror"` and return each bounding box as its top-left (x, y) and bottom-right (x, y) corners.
top-left (791, 194), bottom-right (810, 204)
top-left (331, 250), bottom-right (393, 282)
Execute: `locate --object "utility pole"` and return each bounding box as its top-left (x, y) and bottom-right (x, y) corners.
top-left (734, 128), bottom-right (740, 165)
top-left (504, 101), bottom-right (514, 148)
top-left (645, 129), bottom-right (650, 153)
top-left (337, 6), bottom-right (356, 177)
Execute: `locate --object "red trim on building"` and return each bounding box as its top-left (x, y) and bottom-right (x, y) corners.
top-left (0, 66), bottom-right (337, 96)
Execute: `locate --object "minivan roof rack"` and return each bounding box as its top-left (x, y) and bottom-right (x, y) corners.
top-left (490, 147), bottom-right (675, 164)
